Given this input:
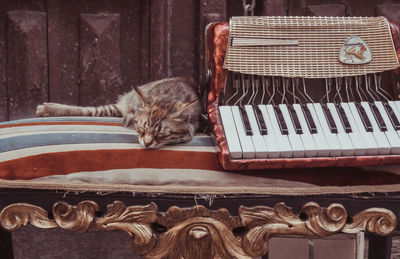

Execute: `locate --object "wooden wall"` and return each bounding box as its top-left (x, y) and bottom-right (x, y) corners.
top-left (1, 0), bottom-right (400, 121)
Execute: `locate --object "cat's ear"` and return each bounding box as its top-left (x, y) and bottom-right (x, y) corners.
top-left (132, 87), bottom-right (149, 106)
top-left (171, 99), bottom-right (198, 118)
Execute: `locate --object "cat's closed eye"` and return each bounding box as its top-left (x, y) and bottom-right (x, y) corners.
top-left (170, 130), bottom-right (186, 135)
top-left (156, 134), bottom-right (168, 140)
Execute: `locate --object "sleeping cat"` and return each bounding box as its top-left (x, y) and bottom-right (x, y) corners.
top-left (36, 77), bottom-right (201, 149)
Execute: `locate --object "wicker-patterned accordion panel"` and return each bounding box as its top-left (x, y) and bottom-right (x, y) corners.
top-left (224, 16), bottom-right (399, 78)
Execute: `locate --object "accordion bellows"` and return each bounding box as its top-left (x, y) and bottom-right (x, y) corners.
top-left (224, 16), bottom-right (399, 78)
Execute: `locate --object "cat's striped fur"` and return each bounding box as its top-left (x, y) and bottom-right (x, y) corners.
top-left (36, 77), bottom-right (201, 149)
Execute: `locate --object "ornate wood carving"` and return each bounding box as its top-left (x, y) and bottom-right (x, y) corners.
top-left (0, 201), bottom-right (397, 258)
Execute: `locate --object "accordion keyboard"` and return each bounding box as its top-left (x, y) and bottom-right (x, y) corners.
top-left (219, 74), bottom-right (400, 159)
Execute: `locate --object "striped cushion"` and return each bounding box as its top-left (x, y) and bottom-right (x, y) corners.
top-left (0, 117), bottom-right (222, 181)
top-left (4, 117), bottom-right (400, 191)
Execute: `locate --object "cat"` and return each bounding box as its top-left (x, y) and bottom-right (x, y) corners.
top-left (36, 77), bottom-right (202, 149)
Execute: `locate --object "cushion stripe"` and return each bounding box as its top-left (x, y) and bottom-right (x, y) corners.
top-left (0, 149), bottom-right (223, 180)
top-left (0, 117), bottom-right (123, 125)
top-left (0, 132), bottom-right (215, 153)
top-left (0, 121), bottom-right (122, 129)
top-left (0, 143), bottom-right (218, 163)
top-left (0, 125), bottom-right (133, 136)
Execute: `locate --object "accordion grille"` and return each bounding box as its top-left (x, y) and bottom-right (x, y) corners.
top-left (224, 16), bottom-right (399, 78)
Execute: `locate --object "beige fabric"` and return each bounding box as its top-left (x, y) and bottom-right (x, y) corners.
top-left (34, 168), bottom-right (315, 187)
top-left (1, 165), bottom-right (400, 196)
top-left (1, 179), bottom-right (400, 196)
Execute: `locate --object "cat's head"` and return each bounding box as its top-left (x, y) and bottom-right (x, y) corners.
top-left (128, 87), bottom-right (198, 149)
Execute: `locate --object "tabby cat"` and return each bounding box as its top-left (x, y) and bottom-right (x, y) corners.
top-left (36, 77), bottom-right (201, 149)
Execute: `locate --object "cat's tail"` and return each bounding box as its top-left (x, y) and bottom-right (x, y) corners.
top-left (36, 103), bottom-right (123, 117)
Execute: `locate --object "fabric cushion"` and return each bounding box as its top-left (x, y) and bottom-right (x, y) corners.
top-left (3, 117), bottom-right (400, 195)
top-left (0, 117), bottom-right (222, 180)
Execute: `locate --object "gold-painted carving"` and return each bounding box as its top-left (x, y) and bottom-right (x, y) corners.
top-left (239, 202), bottom-right (397, 257)
top-left (0, 203), bottom-right (56, 230)
top-left (146, 205), bottom-right (250, 259)
top-left (91, 201), bottom-right (157, 255)
top-left (342, 207), bottom-right (397, 235)
top-left (52, 200), bottom-right (98, 232)
top-left (0, 201), bottom-right (397, 259)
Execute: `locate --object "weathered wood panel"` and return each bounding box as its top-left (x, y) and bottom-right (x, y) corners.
top-left (1, 0), bottom-right (47, 121)
top-left (7, 10), bottom-right (48, 120)
top-left (0, 4), bottom-right (7, 121)
top-left (118, 0), bottom-right (144, 92)
top-left (305, 4), bottom-right (347, 16)
top-left (150, 0), bottom-right (200, 83)
top-left (150, 0), bottom-right (168, 81)
top-left (199, 0), bottom-right (227, 84)
top-left (261, 0), bottom-right (287, 16)
top-left (47, 0), bottom-right (142, 106)
top-left (376, 3), bottom-right (400, 21)
top-left (139, 0), bottom-right (151, 85)
top-left (47, 0), bottom-right (79, 105)
top-left (167, 0), bottom-right (198, 80)
top-left (80, 13), bottom-right (122, 106)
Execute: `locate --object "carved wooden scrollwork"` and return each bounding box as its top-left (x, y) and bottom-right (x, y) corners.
top-left (239, 202), bottom-right (397, 257)
top-left (146, 205), bottom-right (249, 259)
top-left (0, 201), bottom-right (397, 259)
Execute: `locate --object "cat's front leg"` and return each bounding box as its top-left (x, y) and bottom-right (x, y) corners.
top-left (36, 103), bottom-right (66, 117)
top-left (123, 112), bottom-right (135, 128)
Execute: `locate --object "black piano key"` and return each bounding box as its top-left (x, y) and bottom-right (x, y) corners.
top-left (254, 106), bottom-right (268, 135)
top-left (370, 103), bottom-right (387, 132)
top-left (321, 104), bottom-right (338, 134)
top-left (301, 104), bottom-right (317, 134)
top-left (335, 103), bottom-right (352, 133)
top-left (355, 103), bottom-right (373, 132)
top-left (239, 106), bottom-right (253, 136)
top-left (288, 105), bottom-right (303, 134)
top-left (384, 102), bottom-right (400, 130)
top-left (273, 105), bottom-right (289, 135)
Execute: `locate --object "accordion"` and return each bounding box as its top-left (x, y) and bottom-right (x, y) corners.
top-left (205, 16), bottom-right (400, 170)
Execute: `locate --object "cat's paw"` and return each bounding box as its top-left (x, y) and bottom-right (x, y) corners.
top-left (36, 103), bottom-right (56, 117)
top-left (123, 112), bottom-right (135, 127)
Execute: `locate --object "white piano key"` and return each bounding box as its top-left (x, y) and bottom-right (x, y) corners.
top-left (346, 102), bottom-right (378, 155)
top-left (257, 105), bottom-right (284, 158)
top-left (360, 102), bottom-right (391, 155)
top-left (244, 105), bottom-right (269, 158)
top-left (338, 103), bottom-right (367, 156)
top-left (231, 106), bottom-right (256, 159)
top-left (374, 101), bottom-right (400, 154)
top-left (311, 103), bottom-right (342, 156)
top-left (279, 104), bottom-right (305, 158)
top-left (303, 103), bottom-right (330, 157)
top-left (389, 100), bottom-right (400, 132)
top-left (390, 101), bottom-right (400, 130)
top-left (392, 100), bottom-right (400, 124)
top-left (326, 103), bottom-right (354, 156)
top-left (292, 104), bottom-right (318, 157)
top-left (383, 101), bottom-right (400, 131)
top-left (388, 101), bottom-right (400, 154)
top-left (265, 104), bottom-right (293, 158)
top-left (219, 106), bottom-right (242, 159)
